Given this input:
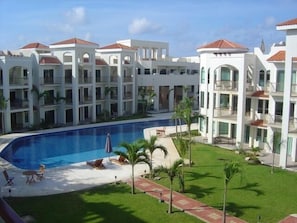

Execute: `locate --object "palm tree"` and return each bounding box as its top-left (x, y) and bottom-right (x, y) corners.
top-left (0, 94), bottom-right (8, 134)
top-left (146, 89), bottom-right (156, 112)
top-left (172, 103), bottom-right (183, 137)
top-left (222, 161), bottom-right (242, 223)
top-left (175, 137), bottom-right (189, 192)
top-left (114, 141), bottom-right (151, 194)
top-left (154, 159), bottom-right (184, 214)
top-left (179, 96), bottom-right (194, 166)
top-left (138, 135), bottom-right (168, 178)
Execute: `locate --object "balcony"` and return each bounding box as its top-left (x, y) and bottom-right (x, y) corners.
top-left (10, 77), bottom-right (28, 86)
top-left (123, 76), bottom-right (133, 82)
top-left (80, 97), bottom-right (92, 105)
top-left (213, 106), bottom-right (237, 118)
top-left (10, 99), bottom-right (29, 109)
top-left (214, 81), bottom-right (238, 91)
top-left (79, 76), bottom-right (92, 84)
top-left (268, 114), bottom-right (297, 131)
top-left (268, 82), bottom-right (284, 96)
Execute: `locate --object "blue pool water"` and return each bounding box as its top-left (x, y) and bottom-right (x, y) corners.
top-left (0, 119), bottom-right (175, 169)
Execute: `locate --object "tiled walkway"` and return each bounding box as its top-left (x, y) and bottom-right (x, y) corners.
top-left (133, 177), bottom-right (248, 223)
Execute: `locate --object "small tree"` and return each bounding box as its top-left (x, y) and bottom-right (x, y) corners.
top-left (138, 135), bottom-right (168, 178)
top-left (114, 141), bottom-right (151, 194)
top-left (222, 161), bottom-right (242, 223)
top-left (154, 159), bottom-right (184, 214)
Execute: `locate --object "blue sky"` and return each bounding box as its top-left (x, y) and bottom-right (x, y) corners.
top-left (0, 0), bottom-right (296, 56)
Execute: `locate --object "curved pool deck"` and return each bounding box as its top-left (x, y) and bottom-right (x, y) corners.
top-left (0, 113), bottom-right (189, 197)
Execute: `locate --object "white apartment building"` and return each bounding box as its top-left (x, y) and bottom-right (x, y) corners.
top-left (0, 38), bottom-right (199, 133)
top-left (198, 18), bottom-right (297, 168)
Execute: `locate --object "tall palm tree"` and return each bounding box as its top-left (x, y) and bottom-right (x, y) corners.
top-left (0, 94), bottom-right (8, 134)
top-left (138, 135), bottom-right (168, 178)
top-left (179, 96), bottom-right (194, 166)
top-left (172, 103), bottom-right (183, 137)
top-left (154, 159), bottom-right (184, 214)
top-left (114, 141), bottom-right (151, 194)
top-left (222, 161), bottom-right (242, 223)
top-left (175, 137), bottom-right (189, 192)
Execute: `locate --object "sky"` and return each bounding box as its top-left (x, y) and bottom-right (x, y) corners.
top-left (0, 0), bottom-right (296, 57)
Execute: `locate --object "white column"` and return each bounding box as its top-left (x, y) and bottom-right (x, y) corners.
top-left (236, 66), bottom-right (246, 147)
top-left (72, 50), bottom-right (79, 125)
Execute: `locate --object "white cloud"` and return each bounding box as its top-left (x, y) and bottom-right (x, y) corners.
top-left (128, 18), bottom-right (161, 35)
top-left (65, 6), bottom-right (86, 25)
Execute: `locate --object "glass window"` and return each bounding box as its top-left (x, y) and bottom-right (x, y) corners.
top-left (219, 122), bottom-right (228, 135)
top-left (221, 67), bottom-right (230, 81)
top-left (259, 70), bottom-right (265, 87)
top-left (201, 68), bottom-right (205, 84)
top-left (200, 91), bottom-right (204, 108)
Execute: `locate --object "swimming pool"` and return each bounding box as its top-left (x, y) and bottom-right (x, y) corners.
top-left (0, 119), bottom-right (175, 169)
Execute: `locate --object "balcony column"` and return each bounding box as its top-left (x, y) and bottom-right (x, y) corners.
top-left (207, 68), bottom-right (215, 144)
top-left (2, 67), bottom-right (11, 133)
top-left (229, 94), bottom-right (233, 114)
top-left (291, 138), bottom-right (297, 162)
top-left (235, 66), bottom-right (246, 148)
top-left (72, 50), bottom-right (79, 125)
top-left (91, 54), bottom-right (96, 122)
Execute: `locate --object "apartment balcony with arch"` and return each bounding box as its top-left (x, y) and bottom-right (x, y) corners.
top-left (9, 66), bottom-right (29, 86)
top-left (214, 80), bottom-right (238, 91)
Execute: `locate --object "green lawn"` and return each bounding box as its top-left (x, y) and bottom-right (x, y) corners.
top-left (5, 182), bottom-right (202, 223)
top-left (5, 142), bottom-right (297, 223)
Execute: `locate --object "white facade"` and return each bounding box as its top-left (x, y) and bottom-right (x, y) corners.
top-left (0, 38), bottom-right (199, 132)
top-left (197, 18), bottom-right (297, 168)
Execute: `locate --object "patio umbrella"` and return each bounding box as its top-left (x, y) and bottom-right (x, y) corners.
top-left (105, 133), bottom-right (113, 159)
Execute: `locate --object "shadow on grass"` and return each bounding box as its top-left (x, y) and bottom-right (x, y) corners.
top-left (235, 182), bottom-right (264, 196)
top-left (185, 170), bottom-right (221, 182)
top-left (213, 202), bottom-right (260, 218)
top-left (84, 201), bottom-right (147, 223)
top-left (186, 184), bottom-right (216, 199)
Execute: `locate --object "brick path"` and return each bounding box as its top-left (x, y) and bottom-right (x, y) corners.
top-left (132, 177), bottom-right (248, 223)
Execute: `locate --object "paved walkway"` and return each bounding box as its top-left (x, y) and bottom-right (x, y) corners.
top-left (133, 177), bottom-right (247, 223)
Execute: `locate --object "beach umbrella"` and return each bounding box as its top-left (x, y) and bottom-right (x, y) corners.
top-left (105, 133), bottom-right (113, 158)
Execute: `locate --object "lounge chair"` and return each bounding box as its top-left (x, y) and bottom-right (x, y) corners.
top-left (86, 159), bottom-right (105, 169)
top-left (111, 155), bottom-right (129, 165)
top-left (2, 170), bottom-right (14, 186)
top-left (36, 164), bottom-right (45, 180)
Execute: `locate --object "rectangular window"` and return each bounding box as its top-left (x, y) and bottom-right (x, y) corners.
top-left (221, 67), bottom-right (230, 81)
top-left (219, 122), bottom-right (228, 135)
top-left (201, 69), bottom-right (205, 84)
top-left (256, 129), bottom-right (261, 141)
top-left (276, 70), bottom-right (284, 92)
top-left (259, 70), bottom-right (265, 87)
top-left (96, 70), bottom-right (101, 82)
top-left (144, 69), bottom-right (150, 75)
top-left (200, 91), bottom-right (204, 108)
top-left (258, 100), bottom-right (263, 113)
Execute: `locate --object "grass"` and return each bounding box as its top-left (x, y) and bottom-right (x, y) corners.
top-left (5, 184), bottom-right (202, 223)
top-left (5, 142), bottom-right (297, 222)
top-left (158, 143), bottom-right (297, 223)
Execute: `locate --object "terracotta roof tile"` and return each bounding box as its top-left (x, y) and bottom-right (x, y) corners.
top-left (198, 39), bottom-right (247, 50)
top-left (267, 50), bottom-right (297, 62)
top-left (51, 38), bottom-right (98, 46)
top-left (21, 42), bottom-right (48, 49)
top-left (96, 58), bottom-right (108, 65)
top-left (99, 43), bottom-right (136, 50)
top-left (277, 18), bottom-right (297, 26)
top-left (39, 56), bottom-right (61, 64)
top-left (251, 90), bottom-right (268, 98)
